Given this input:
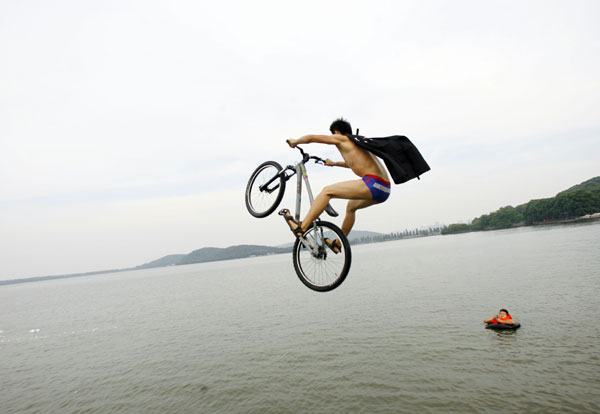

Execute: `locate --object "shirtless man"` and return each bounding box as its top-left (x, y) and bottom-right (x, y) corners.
top-left (280, 118), bottom-right (390, 251)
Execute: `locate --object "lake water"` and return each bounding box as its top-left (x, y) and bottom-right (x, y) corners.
top-left (1, 223), bottom-right (599, 413)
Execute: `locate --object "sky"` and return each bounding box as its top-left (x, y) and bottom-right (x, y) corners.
top-left (1, 0), bottom-right (599, 279)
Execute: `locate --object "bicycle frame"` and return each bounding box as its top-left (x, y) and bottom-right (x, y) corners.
top-left (287, 156), bottom-right (338, 253)
top-left (293, 160), bottom-right (314, 222)
top-left (279, 157), bottom-right (338, 221)
top-left (291, 160), bottom-right (321, 252)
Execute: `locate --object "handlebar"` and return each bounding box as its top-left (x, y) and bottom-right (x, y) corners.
top-left (286, 140), bottom-right (326, 165)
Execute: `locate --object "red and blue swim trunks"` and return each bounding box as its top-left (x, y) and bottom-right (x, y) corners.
top-left (362, 175), bottom-right (391, 203)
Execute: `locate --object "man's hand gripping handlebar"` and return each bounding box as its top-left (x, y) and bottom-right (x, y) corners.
top-left (286, 139), bottom-right (326, 165)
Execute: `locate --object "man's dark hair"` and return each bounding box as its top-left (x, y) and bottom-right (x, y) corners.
top-left (499, 308), bottom-right (509, 314)
top-left (329, 118), bottom-right (352, 136)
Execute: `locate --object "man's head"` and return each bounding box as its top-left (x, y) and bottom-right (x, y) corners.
top-left (329, 118), bottom-right (352, 136)
top-left (499, 309), bottom-right (509, 318)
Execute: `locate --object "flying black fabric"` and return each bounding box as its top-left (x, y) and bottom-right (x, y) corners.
top-left (349, 135), bottom-right (430, 184)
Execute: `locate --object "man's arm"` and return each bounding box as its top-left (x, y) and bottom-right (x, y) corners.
top-left (288, 134), bottom-right (345, 147)
top-left (325, 158), bottom-right (349, 168)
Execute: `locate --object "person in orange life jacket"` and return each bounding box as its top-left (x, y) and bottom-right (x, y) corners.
top-left (484, 309), bottom-right (515, 325)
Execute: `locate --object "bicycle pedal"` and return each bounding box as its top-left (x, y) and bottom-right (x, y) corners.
top-left (278, 209), bottom-right (289, 216)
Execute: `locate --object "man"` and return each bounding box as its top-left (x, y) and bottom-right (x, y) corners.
top-left (280, 118), bottom-right (391, 252)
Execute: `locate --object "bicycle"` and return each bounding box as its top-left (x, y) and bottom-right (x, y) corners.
top-left (244, 143), bottom-right (352, 291)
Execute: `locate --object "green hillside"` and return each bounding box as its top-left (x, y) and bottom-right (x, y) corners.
top-left (557, 176), bottom-right (600, 195)
top-left (442, 177), bottom-right (600, 235)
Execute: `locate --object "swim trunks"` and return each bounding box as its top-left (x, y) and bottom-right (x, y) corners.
top-left (362, 175), bottom-right (391, 203)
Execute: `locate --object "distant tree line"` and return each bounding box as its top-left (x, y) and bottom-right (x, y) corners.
top-left (354, 227), bottom-right (443, 245)
top-left (442, 182), bottom-right (600, 235)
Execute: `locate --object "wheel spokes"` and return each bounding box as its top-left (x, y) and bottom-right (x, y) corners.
top-left (249, 166), bottom-right (280, 214)
top-left (296, 228), bottom-right (346, 288)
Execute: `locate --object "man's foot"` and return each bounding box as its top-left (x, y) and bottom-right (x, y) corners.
top-left (324, 238), bottom-right (342, 254)
top-left (278, 209), bottom-right (304, 237)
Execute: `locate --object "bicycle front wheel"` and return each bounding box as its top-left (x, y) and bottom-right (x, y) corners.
top-left (292, 221), bottom-right (351, 292)
top-left (245, 161), bottom-right (286, 218)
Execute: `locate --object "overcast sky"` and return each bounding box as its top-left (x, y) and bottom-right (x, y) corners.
top-left (1, 0), bottom-right (599, 279)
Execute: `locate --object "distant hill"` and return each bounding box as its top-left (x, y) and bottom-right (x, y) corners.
top-left (442, 176), bottom-right (600, 234)
top-left (135, 254), bottom-right (187, 269)
top-left (137, 245), bottom-right (292, 268)
top-left (178, 245), bottom-right (290, 265)
top-left (1, 244), bottom-right (291, 285)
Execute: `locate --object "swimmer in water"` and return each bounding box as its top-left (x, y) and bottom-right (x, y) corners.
top-left (484, 308), bottom-right (515, 325)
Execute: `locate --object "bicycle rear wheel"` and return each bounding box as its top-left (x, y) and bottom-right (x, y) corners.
top-left (245, 161), bottom-right (286, 218)
top-left (292, 220), bottom-right (351, 292)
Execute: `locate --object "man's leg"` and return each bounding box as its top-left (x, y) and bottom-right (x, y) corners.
top-left (342, 199), bottom-right (378, 235)
top-left (300, 179), bottom-right (372, 232)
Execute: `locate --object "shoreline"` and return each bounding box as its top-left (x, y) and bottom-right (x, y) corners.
top-left (442, 214), bottom-right (600, 235)
top-left (2, 220), bottom-right (598, 286)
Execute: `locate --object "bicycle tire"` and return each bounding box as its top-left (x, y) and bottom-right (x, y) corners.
top-left (245, 161), bottom-right (286, 218)
top-left (292, 220), bottom-right (351, 292)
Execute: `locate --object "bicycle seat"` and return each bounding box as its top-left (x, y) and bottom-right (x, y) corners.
top-left (325, 203), bottom-right (339, 217)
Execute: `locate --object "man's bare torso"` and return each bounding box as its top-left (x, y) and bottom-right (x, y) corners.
top-left (336, 135), bottom-right (390, 181)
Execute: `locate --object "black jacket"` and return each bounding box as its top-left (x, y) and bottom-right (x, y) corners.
top-left (349, 135), bottom-right (430, 184)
